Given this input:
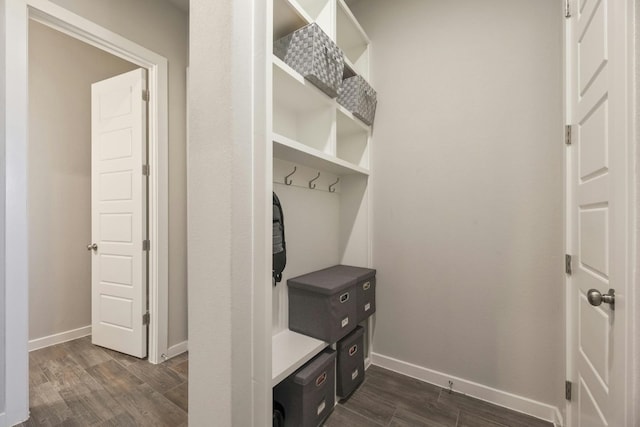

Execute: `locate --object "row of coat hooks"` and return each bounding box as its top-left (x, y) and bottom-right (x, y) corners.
top-left (284, 166), bottom-right (340, 192)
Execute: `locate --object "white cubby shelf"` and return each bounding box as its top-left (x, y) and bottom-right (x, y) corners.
top-left (272, 330), bottom-right (328, 386)
top-left (273, 133), bottom-right (369, 177)
top-left (269, 0), bottom-right (373, 394)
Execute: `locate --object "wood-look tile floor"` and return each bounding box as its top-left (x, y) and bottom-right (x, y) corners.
top-left (323, 365), bottom-right (553, 427)
top-left (22, 338), bottom-right (551, 427)
top-left (19, 336), bottom-right (188, 427)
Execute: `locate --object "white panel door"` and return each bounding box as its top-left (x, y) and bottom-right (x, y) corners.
top-left (567, 0), bottom-right (630, 425)
top-left (91, 69), bottom-right (147, 358)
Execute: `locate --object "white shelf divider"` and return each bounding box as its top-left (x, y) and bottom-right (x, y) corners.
top-left (337, 0), bottom-right (370, 45)
top-left (272, 330), bottom-right (328, 386)
top-left (274, 132), bottom-right (369, 176)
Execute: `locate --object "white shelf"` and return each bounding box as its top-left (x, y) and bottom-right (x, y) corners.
top-left (337, 103), bottom-right (369, 131)
top-left (272, 330), bottom-right (328, 386)
top-left (273, 56), bottom-right (335, 111)
top-left (274, 132), bottom-right (369, 176)
top-left (273, 56), bottom-right (335, 154)
top-left (336, 108), bottom-right (369, 168)
top-left (273, 56), bottom-right (370, 128)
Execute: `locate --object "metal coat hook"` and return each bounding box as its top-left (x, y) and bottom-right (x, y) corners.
top-left (309, 172), bottom-right (320, 189)
top-left (329, 177), bottom-right (340, 193)
top-left (284, 166), bottom-right (297, 185)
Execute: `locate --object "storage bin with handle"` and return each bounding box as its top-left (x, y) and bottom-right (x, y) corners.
top-left (288, 267), bottom-right (357, 343)
top-left (338, 74), bottom-right (377, 125)
top-left (274, 22), bottom-right (345, 98)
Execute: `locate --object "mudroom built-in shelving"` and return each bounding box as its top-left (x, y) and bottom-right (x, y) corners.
top-left (267, 0), bottom-right (374, 392)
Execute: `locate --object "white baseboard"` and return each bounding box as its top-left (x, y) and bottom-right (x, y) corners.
top-left (166, 340), bottom-right (188, 359)
top-left (28, 325), bottom-right (92, 352)
top-left (371, 352), bottom-right (561, 425)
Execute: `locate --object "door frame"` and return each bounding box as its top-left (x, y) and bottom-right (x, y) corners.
top-left (3, 0), bottom-right (169, 423)
top-left (563, 0), bottom-right (637, 425)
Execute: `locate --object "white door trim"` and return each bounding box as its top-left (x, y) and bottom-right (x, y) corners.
top-left (3, 0), bottom-right (169, 423)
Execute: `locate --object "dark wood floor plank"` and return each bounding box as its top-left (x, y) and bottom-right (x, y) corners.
top-left (165, 352), bottom-right (188, 368)
top-left (170, 359), bottom-right (189, 379)
top-left (364, 366), bottom-right (442, 409)
top-left (108, 383), bottom-right (187, 427)
top-left (23, 338), bottom-right (189, 426)
top-left (28, 358), bottom-right (49, 390)
top-left (339, 381), bottom-right (397, 425)
top-left (125, 359), bottom-right (186, 394)
top-left (390, 402), bottom-right (459, 427)
top-left (322, 405), bottom-right (385, 427)
top-left (62, 336), bottom-right (112, 369)
top-left (27, 338), bottom-right (553, 427)
top-left (163, 382), bottom-right (189, 413)
top-left (85, 359), bottom-right (145, 392)
top-left (438, 391), bottom-right (552, 427)
top-left (326, 365), bottom-right (552, 427)
top-left (457, 411), bottom-right (509, 427)
top-left (29, 344), bottom-right (71, 367)
top-left (24, 381), bottom-right (75, 427)
top-left (40, 355), bottom-right (105, 395)
top-left (390, 406), bottom-right (458, 427)
top-left (96, 411), bottom-right (138, 426)
top-left (95, 345), bottom-right (143, 368)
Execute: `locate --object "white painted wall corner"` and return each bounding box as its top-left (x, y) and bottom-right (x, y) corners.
top-left (371, 352), bottom-right (562, 425)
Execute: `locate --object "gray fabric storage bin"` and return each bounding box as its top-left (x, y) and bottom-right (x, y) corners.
top-left (273, 349), bottom-right (336, 427)
top-left (328, 265), bottom-right (376, 324)
top-left (274, 23), bottom-right (345, 98)
top-left (337, 326), bottom-right (365, 398)
top-left (288, 267), bottom-right (357, 343)
top-left (338, 75), bottom-right (377, 125)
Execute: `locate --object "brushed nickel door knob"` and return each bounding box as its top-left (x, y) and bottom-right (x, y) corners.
top-left (587, 288), bottom-right (615, 309)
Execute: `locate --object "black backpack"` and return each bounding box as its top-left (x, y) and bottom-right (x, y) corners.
top-left (273, 192), bottom-right (286, 283)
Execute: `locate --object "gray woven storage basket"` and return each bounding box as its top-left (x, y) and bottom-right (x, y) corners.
top-left (338, 75), bottom-right (377, 126)
top-left (274, 23), bottom-right (345, 98)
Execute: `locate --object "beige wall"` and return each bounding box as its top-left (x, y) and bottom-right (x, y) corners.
top-left (42, 0), bottom-right (189, 347)
top-left (350, 0), bottom-right (565, 408)
top-left (28, 21), bottom-right (138, 339)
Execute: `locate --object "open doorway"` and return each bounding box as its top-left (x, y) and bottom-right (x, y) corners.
top-left (5, 1), bottom-right (176, 422)
top-left (24, 2), bottom-right (172, 365)
top-left (27, 20), bottom-right (148, 356)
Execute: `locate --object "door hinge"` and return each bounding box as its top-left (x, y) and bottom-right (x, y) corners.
top-left (565, 124), bottom-right (573, 145)
top-left (565, 0), bottom-right (571, 18)
top-left (143, 239), bottom-right (150, 251)
top-left (566, 254), bottom-right (572, 275)
top-left (565, 380), bottom-right (572, 400)
top-left (143, 312), bottom-right (150, 325)
top-left (142, 89), bottom-right (150, 102)
top-left (142, 164), bottom-right (150, 176)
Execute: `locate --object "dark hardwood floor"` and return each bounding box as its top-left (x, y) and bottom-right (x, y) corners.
top-left (20, 336), bottom-right (188, 426)
top-left (323, 365), bottom-right (553, 427)
top-left (22, 337), bottom-right (551, 426)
